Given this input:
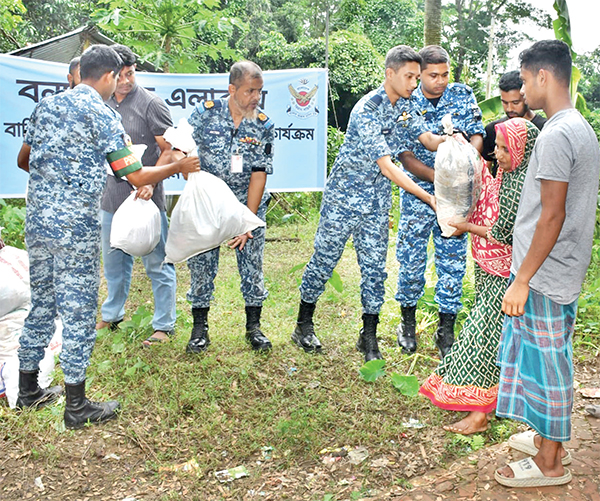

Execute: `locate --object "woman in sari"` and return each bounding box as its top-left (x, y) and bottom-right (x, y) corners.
top-left (419, 118), bottom-right (540, 434)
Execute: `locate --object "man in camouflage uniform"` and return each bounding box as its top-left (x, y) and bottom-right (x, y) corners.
top-left (396, 45), bottom-right (484, 359)
top-left (185, 61), bottom-right (275, 354)
top-left (16, 45), bottom-right (199, 429)
top-left (292, 46), bottom-right (438, 363)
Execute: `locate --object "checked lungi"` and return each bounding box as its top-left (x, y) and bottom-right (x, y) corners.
top-left (496, 286), bottom-right (578, 442)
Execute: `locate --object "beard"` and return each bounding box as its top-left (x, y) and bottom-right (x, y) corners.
top-left (240, 106), bottom-right (258, 121)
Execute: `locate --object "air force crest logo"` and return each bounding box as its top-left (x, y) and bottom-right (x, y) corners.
top-left (287, 79), bottom-right (319, 119)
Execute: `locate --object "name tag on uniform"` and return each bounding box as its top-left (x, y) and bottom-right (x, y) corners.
top-left (382, 128), bottom-right (391, 135)
top-left (231, 154), bottom-right (243, 173)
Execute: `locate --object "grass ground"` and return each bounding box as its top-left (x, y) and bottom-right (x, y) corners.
top-left (2, 210), bottom-right (598, 500)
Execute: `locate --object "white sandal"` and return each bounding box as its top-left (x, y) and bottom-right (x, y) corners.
top-left (495, 457), bottom-right (572, 488)
top-left (508, 430), bottom-right (571, 465)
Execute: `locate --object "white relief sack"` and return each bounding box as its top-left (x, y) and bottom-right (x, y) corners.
top-left (164, 171), bottom-right (266, 264)
top-left (0, 245), bottom-right (30, 318)
top-left (434, 115), bottom-right (483, 237)
top-left (110, 191), bottom-right (161, 257)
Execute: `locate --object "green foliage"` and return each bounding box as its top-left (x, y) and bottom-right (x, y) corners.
top-left (359, 359), bottom-right (386, 382)
top-left (256, 29), bottom-right (383, 127)
top-left (577, 49), bottom-right (600, 111)
top-left (552, 0), bottom-right (573, 52)
top-left (478, 95), bottom-right (504, 123)
top-left (327, 126), bottom-right (345, 174)
top-left (0, 198), bottom-right (26, 249)
top-left (575, 205), bottom-right (600, 353)
top-left (442, 0), bottom-right (551, 87)
top-left (0, 0), bottom-right (26, 51)
top-left (447, 433), bottom-right (485, 454)
top-left (335, 0), bottom-right (424, 56)
top-left (93, 0), bottom-right (243, 73)
top-left (390, 373), bottom-right (420, 397)
top-left (15, 0), bottom-right (93, 49)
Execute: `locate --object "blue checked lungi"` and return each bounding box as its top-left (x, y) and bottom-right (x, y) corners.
top-left (496, 285), bottom-right (577, 442)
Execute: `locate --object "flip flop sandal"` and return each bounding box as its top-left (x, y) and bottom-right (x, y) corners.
top-left (494, 457), bottom-right (572, 488)
top-left (508, 430), bottom-right (572, 465)
top-left (142, 330), bottom-right (174, 347)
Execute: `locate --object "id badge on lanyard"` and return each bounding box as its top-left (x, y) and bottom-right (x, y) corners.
top-left (231, 127), bottom-right (243, 173)
top-left (231, 154), bottom-right (243, 173)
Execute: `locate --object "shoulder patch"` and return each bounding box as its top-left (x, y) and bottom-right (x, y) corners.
top-left (363, 94), bottom-right (383, 112)
top-left (257, 112), bottom-right (274, 129)
top-left (197, 99), bottom-right (222, 114)
top-left (451, 82), bottom-right (472, 93)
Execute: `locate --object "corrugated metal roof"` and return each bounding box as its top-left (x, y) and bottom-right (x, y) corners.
top-left (7, 26), bottom-right (160, 72)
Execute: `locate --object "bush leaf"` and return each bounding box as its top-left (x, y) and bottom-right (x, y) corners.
top-left (390, 373), bottom-right (420, 397)
top-left (328, 269), bottom-right (343, 292)
top-left (359, 359), bottom-right (386, 382)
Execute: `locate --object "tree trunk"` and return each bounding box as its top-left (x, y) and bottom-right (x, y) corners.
top-left (424, 0), bottom-right (442, 46)
top-left (453, 0), bottom-right (466, 82)
top-left (163, 35), bottom-right (171, 73)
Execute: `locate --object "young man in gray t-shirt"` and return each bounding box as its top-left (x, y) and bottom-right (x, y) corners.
top-left (495, 40), bottom-right (600, 488)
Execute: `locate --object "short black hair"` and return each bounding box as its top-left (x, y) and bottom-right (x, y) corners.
top-left (519, 39), bottom-right (572, 85)
top-left (68, 56), bottom-right (80, 75)
top-left (111, 44), bottom-right (137, 67)
top-left (419, 45), bottom-right (450, 70)
top-left (498, 70), bottom-right (522, 92)
top-left (79, 45), bottom-right (123, 81)
top-left (229, 61), bottom-right (262, 87)
top-left (385, 45), bottom-right (422, 71)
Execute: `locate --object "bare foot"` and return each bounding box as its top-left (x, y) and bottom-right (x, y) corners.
top-left (443, 411), bottom-right (490, 435)
top-left (142, 330), bottom-right (172, 347)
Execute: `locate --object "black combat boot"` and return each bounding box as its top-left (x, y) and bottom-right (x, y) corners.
top-left (186, 307), bottom-right (210, 353)
top-left (245, 306), bottom-right (272, 352)
top-left (291, 300), bottom-right (322, 353)
top-left (396, 305), bottom-right (417, 353)
top-left (356, 313), bottom-right (383, 363)
top-left (15, 370), bottom-right (63, 410)
top-left (63, 381), bottom-right (120, 429)
top-left (436, 312), bottom-right (457, 359)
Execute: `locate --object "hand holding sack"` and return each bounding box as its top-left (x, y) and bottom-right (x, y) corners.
top-left (110, 191), bottom-right (161, 256)
top-left (164, 171), bottom-right (266, 264)
top-left (434, 114), bottom-right (483, 237)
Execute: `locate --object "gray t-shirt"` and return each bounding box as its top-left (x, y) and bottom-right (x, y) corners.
top-left (511, 108), bottom-right (600, 304)
top-left (101, 84), bottom-right (173, 213)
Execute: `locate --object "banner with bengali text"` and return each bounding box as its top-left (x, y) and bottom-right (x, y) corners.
top-left (0, 54), bottom-right (327, 197)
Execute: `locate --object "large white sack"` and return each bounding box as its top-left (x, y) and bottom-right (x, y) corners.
top-left (1, 314), bottom-right (63, 408)
top-left (110, 191), bottom-right (161, 257)
top-left (0, 307), bottom-right (29, 364)
top-left (165, 171), bottom-right (266, 264)
top-left (434, 116), bottom-right (483, 237)
top-left (0, 245), bottom-right (30, 318)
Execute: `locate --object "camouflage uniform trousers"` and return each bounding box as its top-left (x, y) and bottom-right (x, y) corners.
top-left (300, 201), bottom-right (389, 315)
top-left (187, 201), bottom-right (268, 308)
top-left (18, 215), bottom-right (101, 385)
top-left (395, 193), bottom-right (467, 314)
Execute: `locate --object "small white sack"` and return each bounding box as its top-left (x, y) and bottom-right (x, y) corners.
top-left (0, 245), bottom-right (30, 318)
top-left (434, 115), bottom-right (483, 237)
top-left (110, 192), bottom-right (161, 257)
top-left (165, 171), bottom-right (266, 264)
